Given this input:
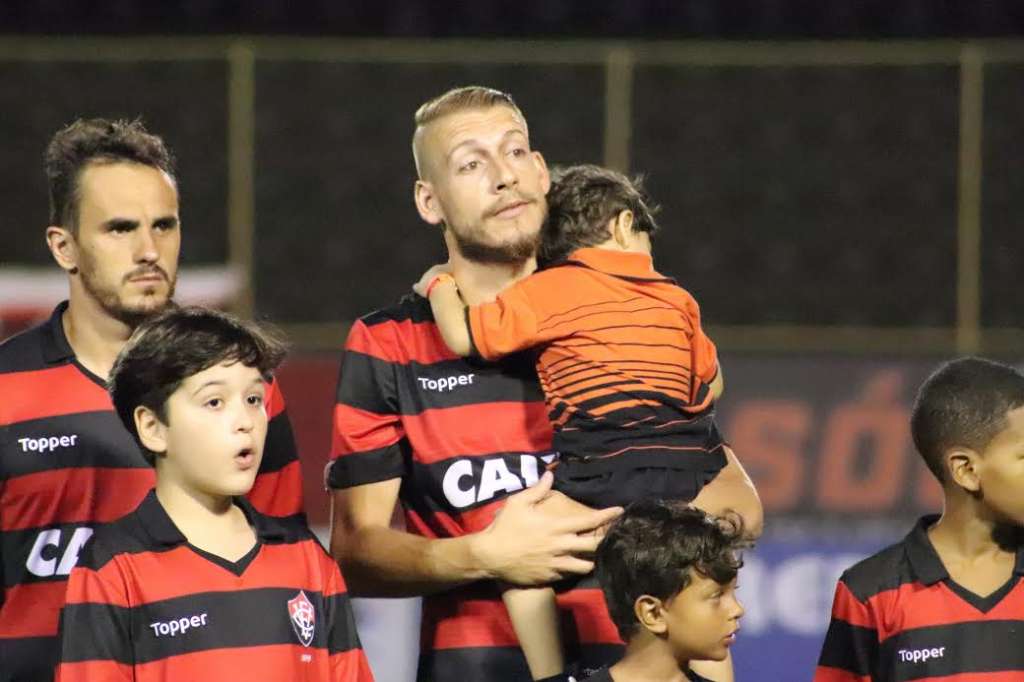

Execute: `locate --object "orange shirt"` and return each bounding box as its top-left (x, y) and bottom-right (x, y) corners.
top-left (468, 248), bottom-right (720, 461)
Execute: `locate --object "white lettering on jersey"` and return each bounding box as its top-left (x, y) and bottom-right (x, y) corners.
top-left (26, 527), bottom-right (94, 577)
top-left (149, 613), bottom-right (209, 637)
top-left (18, 435), bottom-right (79, 453)
top-left (477, 458), bottom-right (524, 502)
top-left (417, 374), bottom-right (475, 392)
top-left (898, 647), bottom-right (946, 663)
top-left (441, 454), bottom-right (558, 509)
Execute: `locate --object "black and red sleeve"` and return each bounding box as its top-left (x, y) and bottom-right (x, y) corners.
top-left (326, 319), bottom-right (408, 490)
top-left (814, 577), bottom-right (878, 682)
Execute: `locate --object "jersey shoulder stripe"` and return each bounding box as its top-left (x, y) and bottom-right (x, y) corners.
top-left (838, 538), bottom-right (916, 602)
top-left (0, 318), bottom-right (53, 373)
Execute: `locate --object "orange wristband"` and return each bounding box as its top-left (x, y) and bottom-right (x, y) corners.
top-left (425, 272), bottom-right (456, 298)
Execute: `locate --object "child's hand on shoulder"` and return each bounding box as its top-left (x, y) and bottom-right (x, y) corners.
top-left (413, 263), bottom-right (453, 297)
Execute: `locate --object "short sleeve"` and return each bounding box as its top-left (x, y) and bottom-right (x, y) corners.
top-left (55, 557), bottom-right (133, 682)
top-left (684, 294), bottom-right (719, 385)
top-left (326, 319), bottom-right (408, 490)
top-left (813, 577), bottom-right (879, 681)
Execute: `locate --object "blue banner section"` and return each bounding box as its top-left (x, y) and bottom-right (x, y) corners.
top-left (731, 530), bottom-right (903, 681)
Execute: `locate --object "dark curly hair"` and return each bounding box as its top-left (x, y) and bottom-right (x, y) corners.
top-left (45, 117), bottom-right (176, 232)
top-left (595, 499), bottom-right (744, 640)
top-left (539, 164), bottom-right (660, 266)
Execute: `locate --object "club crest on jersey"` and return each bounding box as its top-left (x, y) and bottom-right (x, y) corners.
top-left (287, 590), bottom-right (316, 647)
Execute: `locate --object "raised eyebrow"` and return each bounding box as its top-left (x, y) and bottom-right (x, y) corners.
top-left (445, 139), bottom-right (484, 164)
top-left (446, 128), bottom-right (528, 163)
top-left (190, 380), bottom-right (226, 397)
top-left (502, 129), bottom-right (528, 143)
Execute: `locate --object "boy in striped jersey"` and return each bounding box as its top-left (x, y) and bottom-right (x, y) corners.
top-left (416, 164), bottom-right (762, 681)
top-left (815, 357), bottom-right (1024, 681)
top-left (55, 307), bottom-right (373, 681)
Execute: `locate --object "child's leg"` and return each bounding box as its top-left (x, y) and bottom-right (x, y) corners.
top-left (503, 490), bottom-right (601, 680)
top-left (503, 586), bottom-right (565, 681)
top-left (691, 445), bottom-right (764, 540)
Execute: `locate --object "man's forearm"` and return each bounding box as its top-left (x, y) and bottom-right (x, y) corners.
top-left (336, 524), bottom-right (491, 597)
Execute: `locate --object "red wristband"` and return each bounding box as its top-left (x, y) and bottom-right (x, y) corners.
top-left (425, 272), bottom-right (456, 298)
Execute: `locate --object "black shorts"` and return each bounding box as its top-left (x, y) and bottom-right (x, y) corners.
top-left (550, 449), bottom-right (726, 509)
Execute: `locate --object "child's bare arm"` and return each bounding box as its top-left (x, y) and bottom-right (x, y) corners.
top-left (413, 265), bottom-right (473, 356)
top-left (710, 367), bottom-right (725, 399)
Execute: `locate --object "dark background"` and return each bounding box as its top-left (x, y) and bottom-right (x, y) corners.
top-left (3, 4), bottom-right (1023, 679)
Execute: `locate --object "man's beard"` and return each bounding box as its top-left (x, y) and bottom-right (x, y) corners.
top-left (446, 200), bottom-right (546, 266)
top-left (78, 252), bottom-right (176, 327)
top-left (450, 225), bottom-right (541, 265)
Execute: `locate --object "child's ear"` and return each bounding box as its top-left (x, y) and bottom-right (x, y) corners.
top-left (135, 405), bottom-right (169, 456)
top-left (634, 594), bottom-right (668, 635)
top-left (947, 446), bottom-right (981, 493)
top-left (610, 210), bottom-right (635, 248)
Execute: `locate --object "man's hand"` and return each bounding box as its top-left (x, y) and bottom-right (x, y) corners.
top-left (413, 263), bottom-right (453, 297)
top-left (471, 472), bottom-right (623, 585)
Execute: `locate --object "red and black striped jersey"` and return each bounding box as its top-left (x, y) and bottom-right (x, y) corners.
top-left (55, 490), bottom-right (372, 681)
top-left (328, 294), bottom-right (623, 681)
top-left (468, 248), bottom-right (724, 468)
top-left (815, 515), bottom-right (1024, 682)
top-left (0, 302), bottom-right (304, 682)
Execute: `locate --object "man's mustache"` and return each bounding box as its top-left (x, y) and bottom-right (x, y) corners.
top-left (487, 192), bottom-right (537, 218)
top-left (123, 265), bottom-right (169, 283)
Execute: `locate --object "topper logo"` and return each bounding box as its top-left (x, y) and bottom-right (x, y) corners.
top-left (18, 435), bottom-right (78, 453)
top-left (418, 374), bottom-right (475, 392)
top-left (149, 613), bottom-right (209, 638)
top-left (442, 453), bottom-right (558, 508)
top-left (898, 647), bottom-right (945, 664)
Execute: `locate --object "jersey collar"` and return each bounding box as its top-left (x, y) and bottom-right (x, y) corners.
top-left (136, 489), bottom-right (287, 548)
top-left (906, 514), bottom-right (1024, 585)
top-left (41, 300), bottom-right (75, 365)
top-left (562, 248), bottom-right (674, 283)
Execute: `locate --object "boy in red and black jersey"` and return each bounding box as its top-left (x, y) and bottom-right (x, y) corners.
top-left (0, 119), bottom-right (303, 682)
top-left (815, 357), bottom-right (1024, 681)
top-left (56, 307), bottom-right (372, 682)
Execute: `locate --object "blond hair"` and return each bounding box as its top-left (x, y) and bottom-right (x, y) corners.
top-left (412, 86), bottom-right (527, 178)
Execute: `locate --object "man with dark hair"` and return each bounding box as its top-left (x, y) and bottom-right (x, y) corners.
top-left (815, 357), bottom-right (1024, 681)
top-left (588, 500), bottom-right (744, 682)
top-left (57, 307), bottom-right (373, 681)
top-left (0, 118), bottom-right (304, 682)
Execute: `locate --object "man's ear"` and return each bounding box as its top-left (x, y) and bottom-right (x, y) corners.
top-left (532, 150), bottom-right (551, 195)
top-left (135, 405), bottom-right (169, 456)
top-left (46, 226), bottom-right (78, 274)
top-left (414, 180), bottom-right (445, 226)
top-left (634, 594), bottom-right (667, 635)
top-left (947, 446), bottom-right (981, 493)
